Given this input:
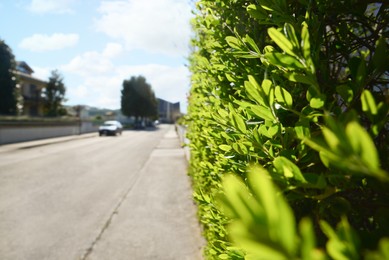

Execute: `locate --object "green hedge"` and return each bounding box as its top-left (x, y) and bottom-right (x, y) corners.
top-left (187, 0), bottom-right (389, 259)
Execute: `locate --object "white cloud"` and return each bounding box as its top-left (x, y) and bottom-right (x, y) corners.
top-left (72, 85), bottom-right (88, 99)
top-left (61, 43), bottom-right (123, 77)
top-left (30, 66), bottom-right (51, 80)
top-left (102, 43), bottom-right (123, 58)
top-left (94, 0), bottom-right (192, 57)
top-left (19, 33), bottom-right (79, 52)
top-left (62, 42), bottom-right (189, 111)
top-left (66, 64), bottom-right (189, 111)
top-left (62, 51), bottom-right (114, 77)
top-left (28, 0), bottom-right (76, 14)
top-left (116, 64), bottom-right (189, 104)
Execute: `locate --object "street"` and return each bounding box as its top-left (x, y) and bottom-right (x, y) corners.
top-left (0, 125), bottom-right (203, 260)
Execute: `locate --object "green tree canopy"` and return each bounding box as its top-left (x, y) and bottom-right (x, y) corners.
top-left (0, 39), bottom-right (17, 115)
top-left (43, 70), bottom-right (67, 117)
top-left (121, 75), bottom-right (157, 120)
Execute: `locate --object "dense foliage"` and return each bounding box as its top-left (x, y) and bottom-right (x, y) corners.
top-left (0, 39), bottom-right (18, 115)
top-left (121, 75), bottom-right (158, 121)
top-left (43, 70), bottom-right (67, 117)
top-left (187, 0), bottom-right (388, 259)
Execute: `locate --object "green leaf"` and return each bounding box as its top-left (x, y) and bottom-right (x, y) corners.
top-left (320, 218), bottom-right (359, 260)
top-left (295, 119), bottom-right (311, 139)
top-left (218, 108), bottom-right (229, 118)
top-left (268, 125), bottom-right (279, 137)
top-left (219, 144), bottom-right (232, 152)
top-left (222, 175), bottom-right (258, 222)
top-left (247, 167), bottom-right (297, 256)
top-left (218, 253), bottom-right (229, 259)
top-left (250, 105), bottom-right (275, 121)
top-left (336, 85), bottom-right (354, 103)
top-left (265, 52), bottom-right (305, 70)
top-left (301, 22), bottom-right (313, 72)
top-left (268, 28), bottom-right (296, 57)
top-left (372, 36), bottom-right (389, 73)
top-left (355, 58), bottom-right (366, 88)
top-left (286, 72), bottom-right (318, 88)
top-left (284, 23), bottom-right (300, 50)
top-left (345, 121), bottom-right (378, 170)
top-left (247, 4), bottom-right (267, 21)
top-left (226, 36), bottom-right (243, 50)
top-left (310, 95), bottom-right (325, 109)
top-left (261, 79), bottom-right (273, 97)
top-left (245, 78), bottom-right (265, 105)
top-left (299, 218), bottom-right (317, 260)
top-left (322, 127), bottom-right (340, 151)
top-left (275, 85), bottom-right (293, 107)
top-left (230, 108), bottom-right (247, 134)
top-left (259, 0), bottom-right (275, 11)
top-left (273, 156), bottom-right (307, 183)
top-left (366, 238), bottom-right (389, 260)
top-left (244, 35), bottom-right (261, 54)
top-left (361, 89), bottom-right (378, 116)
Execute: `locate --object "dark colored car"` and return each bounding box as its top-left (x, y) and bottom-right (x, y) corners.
top-left (99, 121), bottom-right (123, 136)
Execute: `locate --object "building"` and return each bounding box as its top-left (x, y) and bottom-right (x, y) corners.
top-left (157, 98), bottom-right (181, 123)
top-left (14, 61), bottom-right (47, 116)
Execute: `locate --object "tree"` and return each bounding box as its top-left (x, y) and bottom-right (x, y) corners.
top-left (43, 70), bottom-right (67, 117)
top-left (0, 39), bottom-right (17, 115)
top-left (121, 75), bottom-right (157, 121)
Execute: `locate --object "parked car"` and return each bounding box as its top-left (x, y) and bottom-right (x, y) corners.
top-left (99, 121), bottom-right (123, 136)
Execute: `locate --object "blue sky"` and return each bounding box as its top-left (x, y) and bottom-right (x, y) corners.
top-left (0, 0), bottom-right (193, 112)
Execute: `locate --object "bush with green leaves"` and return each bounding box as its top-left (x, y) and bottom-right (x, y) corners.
top-left (187, 0), bottom-right (388, 259)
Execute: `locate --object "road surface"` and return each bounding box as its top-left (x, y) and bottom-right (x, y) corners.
top-left (0, 125), bottom-right (203, 260)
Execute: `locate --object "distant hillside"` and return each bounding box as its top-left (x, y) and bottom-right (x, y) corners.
top-left (86, 106), bottom-right (120, 117)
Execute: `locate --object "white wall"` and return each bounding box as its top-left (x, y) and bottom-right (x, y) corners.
top-left (0, 121), bottom-right (98, 145)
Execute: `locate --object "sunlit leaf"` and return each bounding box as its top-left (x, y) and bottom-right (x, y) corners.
top-left (244, 35), bottom-right (261, 54)
top-left (284, 23), bottom-right (300, 50)
top-left (245, 78), bottom-right (265, 105)
top-left (275, 85), bottom-right (293, 107)
top-left (361, 89), bottom-right (378, 116)
top-left (301, 22), bottom-right (313, 72)
top-left (322, 127), bottom-right (340, 151)
top-left (247, 4), bottom-right (268, 20)
top-left (273, 156), bottom-right (307, 183)
top-left (250, 105), bottom-right (275, 121)
top-left (268, 28), bottom-right (296, 57)
top-left (345, 121), bottom-right (378, 170)
top-left (310, 95), bottom-right (325, 109)
top-left (247, 167), bottom-right (297, 256)
top-left (320, 218), bottom-right (359, 260)
top-left (261, 79), bottom-right (273, 98)
top-left (299, 218), bottom-right (316, 260)
top-left (219, 144), bottom-right (232, 152)
top-left (268, 125), bottom-right (279, 137)
top-left (259, 0), bottom-right (275, 11)
top-left (265, 52), bottom-right (305, 70)
top-left (226, 36), bottom-right (243, 50)
top-left (229, 106), bottom-right (247, 134)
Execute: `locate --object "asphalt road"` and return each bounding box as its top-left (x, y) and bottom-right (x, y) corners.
top-left (0, 125), bottom-right (203, 260)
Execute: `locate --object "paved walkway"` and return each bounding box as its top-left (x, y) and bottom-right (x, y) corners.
top-left (86, 126), bottom-right (204, 259)
top-left (0, 125), bottom-right (204, 259)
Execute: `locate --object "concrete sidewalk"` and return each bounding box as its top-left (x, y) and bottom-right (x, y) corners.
top-left (0, 125), bottom-right (204, 259)
top-left (85, 125), bottom-right (204, 259)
